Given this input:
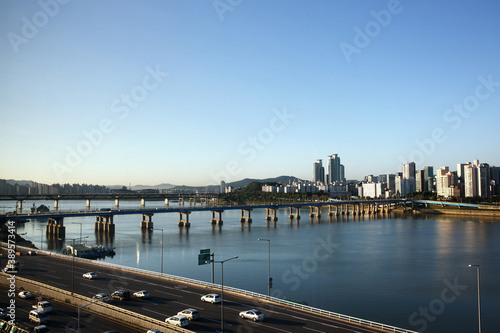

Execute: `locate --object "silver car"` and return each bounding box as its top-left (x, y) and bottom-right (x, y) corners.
top-left (177, 308), bottom-right (199, 320)
top-left (239, 309), bottom-right (265, 322)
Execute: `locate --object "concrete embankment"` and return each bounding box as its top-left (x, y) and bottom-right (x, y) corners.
top-left (415, 208), bottom-right (500, 217)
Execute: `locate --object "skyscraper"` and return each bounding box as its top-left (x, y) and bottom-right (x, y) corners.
top-left (423, 166), bottom-right (434, 192)
top-left (313, 159), bottom-right (324, 184)
top-left (327, 154), bottom-right (341, 183)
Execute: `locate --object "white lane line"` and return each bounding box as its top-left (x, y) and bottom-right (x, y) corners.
top-left (303, 327), bottom-right (326, 333)
top-left (153, 289), bottom-right (183, 298)
top-left (45, 274), bottom-right (62, 280)
top-left (142, 307), bottom-right (169, 317)
top-left (171, 300), bottom-right (196, 308)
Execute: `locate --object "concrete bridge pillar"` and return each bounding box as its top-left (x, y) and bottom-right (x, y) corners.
top-left (86, 199), bottom-right (91, 210)
top-left (115, 199), bottom-right (119, 208)
top-left (141, 198), bottom-right (146, 208)
top-left (140, 213), bottom-right (154, 230)
top-left (289, 207), bottom-right (300, 220)
top-left (17, 200), bottom-right (23, 213)
top-left (328, 205), bottom-right (338, 216)
top-left (54, 200), bottom-right (59, 210)
top-left (266, 208), bottom-right (278, 222)
top-left (179, 198), bottom-right (184, 206)
top-left (309, 206), bottom-right (321, 218)
top-left (211, 210), bottom-right (223, 225)
top-left (240, 209), bottom-right (253, 223)
top-left (95, 215), bottom-right (115, 234)
top-left (164, 198), bottom-right (169, 207)
top-left (179, 212), bottom-right (191, 227)
top-left (46, 217), bottom-right (65, 239)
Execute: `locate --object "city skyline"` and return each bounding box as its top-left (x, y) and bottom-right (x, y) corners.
top-left (1, 1), bottom-right (499, 186)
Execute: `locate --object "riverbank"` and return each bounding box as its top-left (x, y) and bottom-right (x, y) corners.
top-left (414, 208), bottom-right (500, 217)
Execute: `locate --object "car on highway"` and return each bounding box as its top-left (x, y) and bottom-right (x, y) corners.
top-left (33, 325), bottom-right (50, 333)
top-left (200, 293), bottom-right (221, 304)
top-left (177, 308), bottom-right (199, 320)
top-left (83, 272), bottom-right (97, 279)
top-left (133, 290), bottom-right (151, 299)
top-left (239, 309), bottom-right (265, 322)
top-left (111, 290), bottom-right (131, 300)
top-left (92, 293), bottom-right (111, 302)
top-left (147, 330), bottom-right (163, 333)
top-left (18, 291), bottom-right (34, 299)
top-left (165, 315), bottom-right (189, 327)
top-left (29, 310), bottom-right (50, 324)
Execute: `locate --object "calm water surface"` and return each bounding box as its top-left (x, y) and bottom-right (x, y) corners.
top-left (5, 200), bottom-right (500, 333)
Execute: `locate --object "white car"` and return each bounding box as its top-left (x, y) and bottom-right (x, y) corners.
top-left (201, 293), bottom-right (221, 304)
top-left (83, 272), bottom-right (97, 279)
top-left (147, 330), bottom-right (163, 333)
top-left (18, 291), bottom-right (34, 299)
top-left (165, 315), bottom-right (188, 327)
top-left (177, 308), bottom-right (199, 320)
top-left (239, 309), bottom-right (265, 322)
top-left (133, 290), bottom-right (151, 299)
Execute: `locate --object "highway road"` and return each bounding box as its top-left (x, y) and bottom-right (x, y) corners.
top-left (12, 252), bottom-right (393, 333)
top-left (0, 289), bottom-right (143, 333)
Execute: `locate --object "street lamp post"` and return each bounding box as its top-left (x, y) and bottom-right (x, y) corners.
top-left (62, 236), bottom-right (89, 295)
top-left (36, 228), bottom-right (43, 250)
top-left (258, 238), bottom-right (271, 296)
top-left (71, 222), bottom-right (83, 244)
top-left (153, 228), bottom-right (164, 274)
top-left (214, 256), bottom-right (238, 333)
top-left (469, 264), bottom-right (481, 333)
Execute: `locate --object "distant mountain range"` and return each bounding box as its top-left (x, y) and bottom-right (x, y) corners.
top-left (4, 175), bottom-right (303, 191)
top-left (111, 175), bottom-right (303, 192)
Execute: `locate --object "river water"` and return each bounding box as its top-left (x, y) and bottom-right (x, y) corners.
top-left (4, 200), bottom-right (500, 332)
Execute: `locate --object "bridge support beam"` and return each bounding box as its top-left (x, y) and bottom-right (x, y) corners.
top-left (328, 205), bottom-right (338, 216)
top-left (240, 209), bottom-right (252, 223)
top-left (140, 213), bottom-right (154, 230)
top-left (54, 200), bottom-right (59, 211)
top-left (309, 206), bottom-right (321, 218)
top-left (115, 199), bottom-right (119, 208)
top-left (266, 208), bottom-right (278, 222)
top-left (289, 207), bottom-right (300, 220)
top-left (46, 217), bottom-right (65, 239)
top-left (95, 215), bottom-right (115, 234)
top-left (141, 198), bottom-right (146, 208)
top-left (179, 212), bottom-right (191, 227)
top-left (211, 210), bottom-right (223, 225)
top-left (165, 198), bottom-right (169, 207)
top-left (17, 200), bottom-right (23, 213)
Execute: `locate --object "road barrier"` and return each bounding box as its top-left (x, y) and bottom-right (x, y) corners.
top-left (4, 243), bottom-right (417, 333)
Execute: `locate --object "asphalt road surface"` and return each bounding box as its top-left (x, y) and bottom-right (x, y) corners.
top-left (10, 252), bottom-right (392, 333)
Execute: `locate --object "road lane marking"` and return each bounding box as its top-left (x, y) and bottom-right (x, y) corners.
top-left (304, 327), bottom-right (326, 333)
top-left (45, 274), bottom-right (62, 280)
top-left (153, 289), bottom-right (183, 298)
top-left (142, 307), bottom-right (169, 317)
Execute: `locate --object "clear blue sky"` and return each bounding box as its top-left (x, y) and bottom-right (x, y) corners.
top-left (1, 0), bottom-right (499, 186)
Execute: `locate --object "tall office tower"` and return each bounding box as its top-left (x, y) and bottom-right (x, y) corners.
top-left (340, 164), bottom-right (345, 182)
top-left (220, 181), bottom-right (226, 194)
top-left (395, 172), bottom-right (403, 197)
top-left (327, 154), bottom-right (341, 183)
top-left (386, 174), bottom-right (396, 194)
top-left (436, 167), bottom-right (450, 197)
top-left (415, 170), bottom-right (425, 192)
top-left (464, 163), bottom-right (478, 197)
top-left (402, 162), bottom-right (416, 195)
top-left (423, 166), bottom-right (434, 192)
top-left (490, 166), bottom-right (500, 195)
top-left (313, 159), bottom-right (324, 183)
top-left (457, 163), bottom-right (467, 197)
top-left (477, 163), bottom-right (490, 198)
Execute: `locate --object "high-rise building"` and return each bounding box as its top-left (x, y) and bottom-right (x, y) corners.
top-left (464, 163), bottom-right (477, 197)
top-left (313, 159), bottom-right (324, 184)
top-left (477, 163), bottom-right (490, 198)
top-left (423, 166), bottom-right (434, 192)
top-left (415, 170), bottom-right (425, 192)
top-left (327, 154), bottom-right (341, 183)
top-left (436, 166), bottom-right (458, 198)
top-left (401, 162), bottom-right (416, 195)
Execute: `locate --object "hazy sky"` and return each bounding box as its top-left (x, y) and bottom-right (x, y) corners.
top-left (1, 0), bottom-right (499, 186)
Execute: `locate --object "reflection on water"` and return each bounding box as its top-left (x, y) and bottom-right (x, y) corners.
top-left (5, 200), bottom-right (500, 333)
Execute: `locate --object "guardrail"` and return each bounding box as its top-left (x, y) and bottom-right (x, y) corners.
top-left (0, 271), bottom-right (190, 333)
top-left (7, 243), bottom-right (418, 333)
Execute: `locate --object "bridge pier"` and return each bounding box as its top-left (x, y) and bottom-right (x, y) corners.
top-left (328, 205), bottom-right (338, 216)
top-left (95, 215), bottom-right (115, 234)
top-left (140, 213), bottom-right (154, 230)
top-left (309, 206), bottom-right (321, 218)
top-left (266, 208), bottom-right (278, 222)
top-left (54, 199), bottom-right (59, 211)
top-left (86, 199), bottom-right (91, 210)
top-left (289, 207), bottom-right (301, 220)
top-left (141, 198), bottom-right (146, 208)
top-left (165, 198), bottom-right (169, 207)
top-left (46, 217), bottom-right (65, 239)
top-left (211, 210), bottom-right (223, 225)
top-left (17, 200), bottom-right (23, 213)
top-left (179, 212), bottom-right (191, 227)
top-left (240, 209), bottom-right (252, 223)
top-left (115, 199), bottom-right (119, 208)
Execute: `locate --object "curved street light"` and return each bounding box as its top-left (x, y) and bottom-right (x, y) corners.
top-left (258, 238), bottom-right (271, 296)
top-left (213, 256), bottom-right (238, 333)
top-left (468, 264), bottom-right (481, 333)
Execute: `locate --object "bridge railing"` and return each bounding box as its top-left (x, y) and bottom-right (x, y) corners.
top-left (9, 243), bottom-right (418, 333)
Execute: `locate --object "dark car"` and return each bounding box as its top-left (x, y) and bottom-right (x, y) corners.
top-left (111, 290), bottom-right (131, 300)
